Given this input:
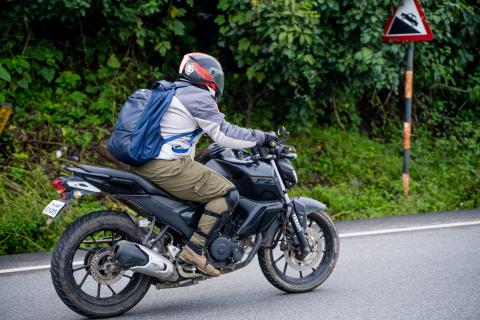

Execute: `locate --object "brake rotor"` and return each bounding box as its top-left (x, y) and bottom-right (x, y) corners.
top-left (285, 227), bottom-right (324, 272)
top-left (89, 248), bottom-right (124, 285)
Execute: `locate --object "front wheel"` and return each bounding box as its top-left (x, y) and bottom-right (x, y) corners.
top-left (50, 211), bottom-right (152, 318)
top-left (258, 210), bottom-right (339, 293)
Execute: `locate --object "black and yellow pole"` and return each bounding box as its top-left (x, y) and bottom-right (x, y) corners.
top-left (402, 42), bottom-right (414, 195)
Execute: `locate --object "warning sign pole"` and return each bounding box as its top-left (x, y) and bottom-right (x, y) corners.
top-left (383, 0), bottom-right (433, 195)
top-left (402, 42), bottom-right (414, 195)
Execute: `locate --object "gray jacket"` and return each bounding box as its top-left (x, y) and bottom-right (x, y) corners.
top-left (156, 81), bottom-right (265, 160)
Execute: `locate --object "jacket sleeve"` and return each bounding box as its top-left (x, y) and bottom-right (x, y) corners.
top-left (186, 92), bottom-right (265, 149)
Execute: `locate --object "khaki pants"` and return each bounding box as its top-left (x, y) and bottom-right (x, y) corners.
top-left (132, 157), bottom-right (234, 248)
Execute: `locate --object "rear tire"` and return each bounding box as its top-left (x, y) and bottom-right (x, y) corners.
top-left (50, 211), bottom-right (152, 318)
top-left (258, 210), bottom-right (339, 293)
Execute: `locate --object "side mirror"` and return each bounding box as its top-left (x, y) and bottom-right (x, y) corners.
top-left (277, 126), bottom-right (289, 141)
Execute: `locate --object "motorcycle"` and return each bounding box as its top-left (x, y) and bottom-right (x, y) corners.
top-left (45, 127), bottom-right (339, 318)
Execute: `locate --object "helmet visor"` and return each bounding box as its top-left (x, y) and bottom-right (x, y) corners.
top-left (211, 68), bottom-right (224, 100)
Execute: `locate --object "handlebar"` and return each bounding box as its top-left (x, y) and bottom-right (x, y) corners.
top-left (250, 127), bottom-right (295, 161)
top-left (251, 141), bottom-right (296, 161)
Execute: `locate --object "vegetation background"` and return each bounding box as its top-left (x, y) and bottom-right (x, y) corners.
top-left (0, 0), bottom-right (479, 255)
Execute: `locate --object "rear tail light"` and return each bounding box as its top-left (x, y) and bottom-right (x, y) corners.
top-left (52, 178), bottom-right (65, 193)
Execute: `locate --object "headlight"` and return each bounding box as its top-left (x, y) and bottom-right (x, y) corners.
top-left (279, 159), bottom-right (298, 188)
top-left (292, 169), bottom-right (298, 184)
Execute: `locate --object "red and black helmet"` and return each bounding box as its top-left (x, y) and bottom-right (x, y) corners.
top-left (178, 53), bottom-right (224, 101)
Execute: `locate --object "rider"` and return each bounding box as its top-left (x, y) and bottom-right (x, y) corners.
top-left (132, 53), bottom-right (277, 277)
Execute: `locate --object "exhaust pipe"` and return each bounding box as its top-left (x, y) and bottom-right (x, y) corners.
top-left (113, 240), bottom-right (178, 282)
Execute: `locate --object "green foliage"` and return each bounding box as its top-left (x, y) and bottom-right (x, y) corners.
top-left (291, 127), bottom-right (480, 220)
top-left (0, 167), bottom-right (93, 254)
top-left (0, 0), bottom-right (478, 144)
top-left (0, 0), bottom-right (198, 151)
top-left (217, 0), bottom-right (480, 133)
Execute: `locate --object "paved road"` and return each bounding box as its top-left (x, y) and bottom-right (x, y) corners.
top-left (1, 210), bottom-right (479, 320)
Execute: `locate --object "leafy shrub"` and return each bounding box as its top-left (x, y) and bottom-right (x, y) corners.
top-left (291, 127), bottom-right (480, 219)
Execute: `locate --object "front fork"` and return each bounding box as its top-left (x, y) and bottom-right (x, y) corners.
top-left (270, 160), bottom-right (310, 251)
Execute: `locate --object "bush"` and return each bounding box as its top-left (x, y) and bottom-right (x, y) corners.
top-left (292, 127), bottom-right (480, 219)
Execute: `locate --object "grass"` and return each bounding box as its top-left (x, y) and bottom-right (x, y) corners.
top-left (0, 127), bottom-right (478, 255)
top-left (291, 127), bottom-right (479, 220)
top-left (0, 167), bottom-right (105, 255)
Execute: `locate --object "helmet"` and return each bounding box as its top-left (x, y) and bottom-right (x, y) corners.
top-left (178, 53), bottom-right (224, 101)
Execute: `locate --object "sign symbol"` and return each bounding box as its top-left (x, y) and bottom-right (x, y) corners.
top-left (401, 13), bottom-right (418, 27)
top-left (383, 0), bottom-right (433, 42)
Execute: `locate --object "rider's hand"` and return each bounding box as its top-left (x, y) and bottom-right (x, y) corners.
top-left (263, 133), bottom-right (280, 147)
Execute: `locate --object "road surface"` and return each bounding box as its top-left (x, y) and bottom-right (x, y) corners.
top-left (1, 210), bottom-right (479, 320)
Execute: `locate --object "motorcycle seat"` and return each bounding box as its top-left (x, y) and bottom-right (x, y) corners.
top-left (77, 164), bottom-right (171, 197)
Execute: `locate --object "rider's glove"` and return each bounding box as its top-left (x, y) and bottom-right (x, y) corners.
top-left (263, 133), bottom-right (280, 147)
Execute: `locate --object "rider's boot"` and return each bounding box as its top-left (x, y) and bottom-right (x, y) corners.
top-left (179, 242), bottom-right (220, 277)
top-left (178, 189), bottom-right (239, 277)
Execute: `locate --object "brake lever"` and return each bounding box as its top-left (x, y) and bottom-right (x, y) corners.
top-left (251, 145), bottom-right (276, 160)
top-left (251, 145), bottom-right (261, 160)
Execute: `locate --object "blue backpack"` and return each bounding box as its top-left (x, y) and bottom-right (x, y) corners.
top-left (107, 81), bottom-right (202, 166)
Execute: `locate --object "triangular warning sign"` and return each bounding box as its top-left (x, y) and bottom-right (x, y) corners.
top-left (383, 0), bottom-right (434, 42)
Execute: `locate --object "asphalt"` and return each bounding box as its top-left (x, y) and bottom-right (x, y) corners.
top-left (0, 210), bottom-right (479, 320)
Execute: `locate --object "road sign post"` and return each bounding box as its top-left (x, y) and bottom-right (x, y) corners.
top-left (403, 42), bottom-right (414, 194)
top-left (383, 0), bottom-right (433, 195)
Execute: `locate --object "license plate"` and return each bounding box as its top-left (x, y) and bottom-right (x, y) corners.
top-left (43, 200), bottom-right (67, 218)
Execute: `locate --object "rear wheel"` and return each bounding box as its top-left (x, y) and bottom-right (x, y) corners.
top-left (258, 210), bottom-right (339, 293)
top-left (50, 211), bottom-right (152, 318)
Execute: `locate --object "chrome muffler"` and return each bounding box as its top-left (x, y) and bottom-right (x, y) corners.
top-left (113, 240), bottom-right (178, 282)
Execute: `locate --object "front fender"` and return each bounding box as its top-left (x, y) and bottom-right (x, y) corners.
top-left (293, 196), bottom-right (327, 215)
top-left (262, 197), bottom-right (328, 247)
top-left (292, 196), bottom-right (327, 228)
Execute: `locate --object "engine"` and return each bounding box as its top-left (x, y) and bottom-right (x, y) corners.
top-left (209, 236), bottom-right (244, 264)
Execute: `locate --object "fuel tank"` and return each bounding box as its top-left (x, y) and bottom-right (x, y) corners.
top-left (197, 144), bottom-right (282, 201)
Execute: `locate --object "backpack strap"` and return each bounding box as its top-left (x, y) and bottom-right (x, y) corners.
top-left (151, 80), bottom-right (174, 91)
top-left (150, 80), bottom-right (200, 154)
top-left (152, 80), bottom-right (189, 91)
top-left (168, 128), bottom-right (203, 154)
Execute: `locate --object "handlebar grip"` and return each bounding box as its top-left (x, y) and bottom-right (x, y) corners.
top-left (251, 145), bottom-right (260, 158)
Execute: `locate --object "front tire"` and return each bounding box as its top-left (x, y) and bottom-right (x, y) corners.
top-left (50, 211), bottom-right (152, 318)
top-left (258, 210), bottom-right (339, 293)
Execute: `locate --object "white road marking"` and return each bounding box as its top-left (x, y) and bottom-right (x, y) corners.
top-left (340, 220), bottom-right (480, 238)
top-left (0, 260), bottom-right (83, 275)
top-left (1, 220), bottom-right (480, 275)
top-left (0, 264), bottom-right (52, 274)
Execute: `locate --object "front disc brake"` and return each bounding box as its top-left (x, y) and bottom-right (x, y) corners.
top-left (284, 227), bottom-right (323, 272)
